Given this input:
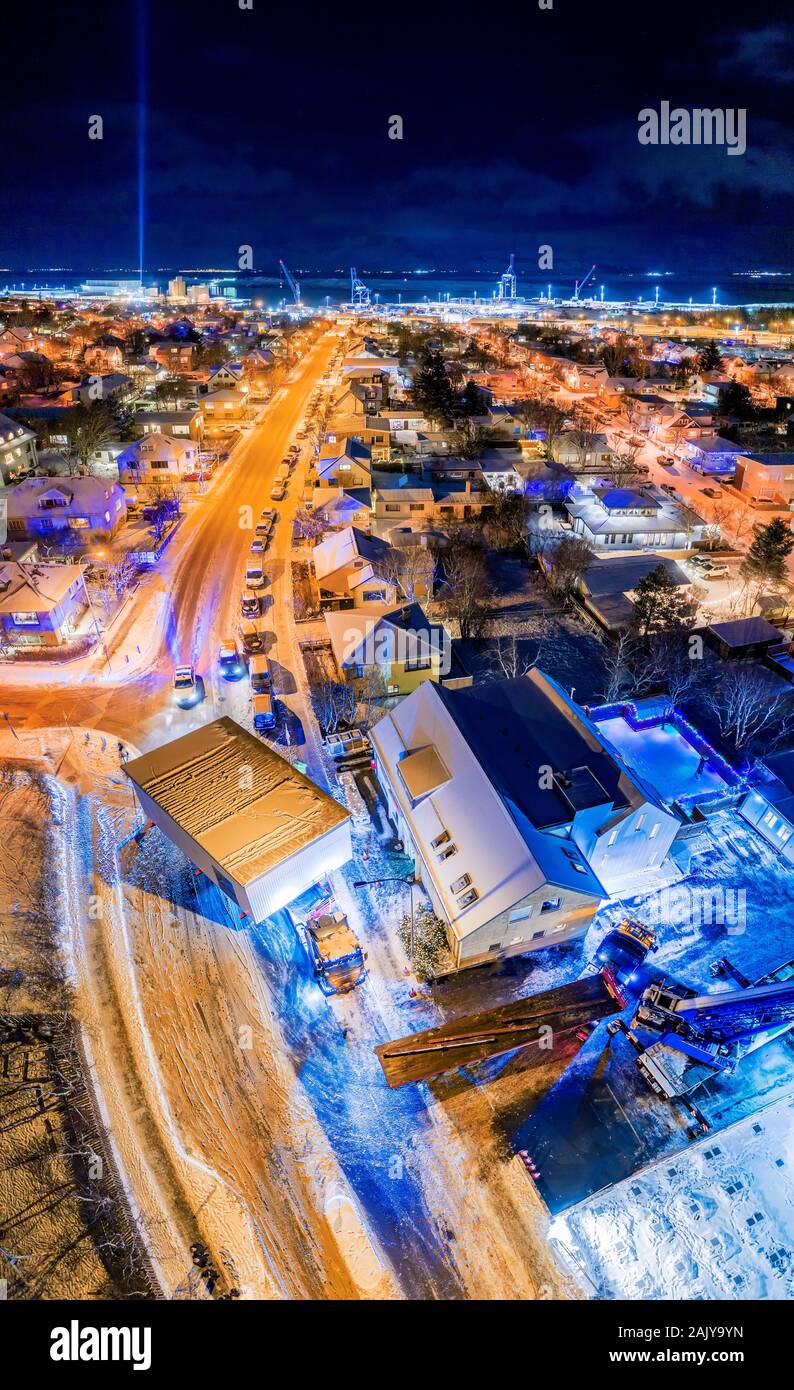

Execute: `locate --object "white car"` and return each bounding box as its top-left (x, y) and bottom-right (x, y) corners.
top-left (173, 664), bottom-right (202, 707)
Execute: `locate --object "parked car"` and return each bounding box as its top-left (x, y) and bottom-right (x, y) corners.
top-left (249, 653), bottom-right (270, 693)
top-left (259, 508), bottom-right (275, 529)
top-left (219, 637), bottom-right (244, 678)
top-left (252, 692), bottom-right (276, 731)
top-left (173, 664), bottom-right (202, 708)
top-left (700, 487), bottom-right (720, 498)
top-left (270, 480), bottom-right (286, 502)
top-left (659, 456), bottom-right (677, 466)
top-left (241, 590), bottom-right (259, 619)
top-left (245, 561), bottom-right (265, 589)
top-left (660, 483), bottom-right (677, 496)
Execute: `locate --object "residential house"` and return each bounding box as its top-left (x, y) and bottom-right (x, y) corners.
top-left (312, 526), bottom-right (399, 609)
top-left (682, 435), bottom-right (741, 475)
top-left (207, 362), bottom-right (248, 394)
top-left (84, 341), bottom-right (124, 374)
top-left (5, 477), bottom-right (126, 543)
top-left (135, 406), bottom-right (204, 440)
top-left (202, 387), bottom-right (247, 429)
top-left (315, 437), bottom-right (372, 489)
top-left (0, 326), bottom-right (38, 357)
top-left (566, 485), bottom-right (704, 551)
top-left (149, 340), bottom-right (195, 372)
top-left (374, 479), bottom-right (487, 539)
top-left (0, 561), bottom-right (90, 648)
top-left (733, 452), bottom-right (794, 504)
top-left (118, 432), bottom-right (205, 486)
top-left (369, 671), bottom-right (680, 970)
top-left (0, 414), bottom-right (38, 483)
top-left (551, 431), bottom-right (616, 472)
top-left (308, 486), bottom-right (372, 531)
top-left (478, 447), bottom-right (524, 492)
top-left (71, 373), bottom-right (135, 408)
top-left (324, 601), bottom-right (448, 695)
top-left (575, 553), bottom-right (693, 632)
top-left (739, 750), bottom-right (794, 865)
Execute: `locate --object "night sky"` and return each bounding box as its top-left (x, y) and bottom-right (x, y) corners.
top-left (3, 0), bottom-right (793, 275)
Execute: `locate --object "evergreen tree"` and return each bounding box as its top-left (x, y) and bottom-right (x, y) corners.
top-left (741, 517), bottom-right (794, 585)
top-left (631, 564), bottom-right (694, 637)
top-left (698, 340), bottom-right (723, 372)
top-left (411, 348), bottom-right (456, 425)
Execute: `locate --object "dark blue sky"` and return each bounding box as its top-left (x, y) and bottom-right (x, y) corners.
top-left (3, 0), bottom-right (793, 275)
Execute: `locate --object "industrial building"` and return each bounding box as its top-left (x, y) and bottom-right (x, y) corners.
top-left (125, 718), bottom-right (352, 921)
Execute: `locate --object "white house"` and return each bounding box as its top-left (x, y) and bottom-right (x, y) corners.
top-left (118, 431), bottom-right (204, 485)
top-left (125, 718), bottom-right (352, 921)
top-left (566, 486), bottom-right (704, 551)
top-left (370, 671), bottom-right (679, 970)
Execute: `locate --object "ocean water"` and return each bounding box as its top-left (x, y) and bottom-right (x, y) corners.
top-left (2, 268), bottom-right (793, 309)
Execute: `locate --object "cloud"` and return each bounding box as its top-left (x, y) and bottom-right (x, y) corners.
top-left (718, 23), bottom-right (794, 83)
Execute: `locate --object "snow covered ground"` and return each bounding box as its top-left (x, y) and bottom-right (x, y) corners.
top-left (552, 1094), bottom-right (794, 1300)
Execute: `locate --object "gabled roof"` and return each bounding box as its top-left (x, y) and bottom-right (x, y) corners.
top-left (436, 670), bottom-right (631, 832)
top-left (0, 561), bottom-right (85, 614)
top-left (312, 525), bottom-right (392, 582)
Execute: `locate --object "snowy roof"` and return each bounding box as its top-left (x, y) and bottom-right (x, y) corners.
top-left (706, 616), bottom-right (783, 648)
top-left (312, 525), bottom-right (392, 583)
top-left (125, 718), bottom-right (350, 887)
top-left (369, 675), bottom-right (614, 939)
top-left (0, 561), bottom-right (85, 614)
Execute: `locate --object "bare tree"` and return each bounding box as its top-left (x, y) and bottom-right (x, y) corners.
top-left (600, 631), bottom-right (637, 704)
top-left (438, 541), bottom-right (490, 641)
top-left (707, 667), bottom-right (794, 755)
top-left (545, 534), bottom-right (593, 597)
top-left (383, 542), bottom-right (437, 603)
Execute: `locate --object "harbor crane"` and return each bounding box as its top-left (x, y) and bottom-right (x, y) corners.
top-left (497, 253), bottom-right (517, 300)
top-left (573, 264), bottom-right (597, 300)
top-left (350, 267), bottom-right (371, 308)
top-left (278, 259), bottom-right (301, 305)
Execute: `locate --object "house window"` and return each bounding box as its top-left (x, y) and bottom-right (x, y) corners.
top-left (458, 887), bottom-right (478, 908)
top-left (531, 929), bottom-right (546, 940)
top-left (777, 824), bottom-right (790, 841)
top-left (508, 906), bottom-right (533, 924)
top-left (649, 822), bottom-right (660, 839)
top-left (540, 898), bottom-right (561, 914)
top-left (431, 830), bottom-right (450, 849)
top-left (607, 830), bottom-right (619, 846)
top-left (763, 810), bottom-right (778, 829)
top-left (636, 813), bottom-right (645, 831)
top-left (510, 935), bottom-right (525, 945)
top-left (450, 873), bottom-right (471, 895)
top-left (437, 843), bottom-right (457, 862)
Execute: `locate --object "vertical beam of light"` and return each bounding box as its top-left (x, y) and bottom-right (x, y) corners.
top-left (137, 0), bottom-right (147, 276)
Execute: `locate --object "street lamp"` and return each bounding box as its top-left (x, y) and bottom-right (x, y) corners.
top-left (353, 873), bottom-right (417, 962)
